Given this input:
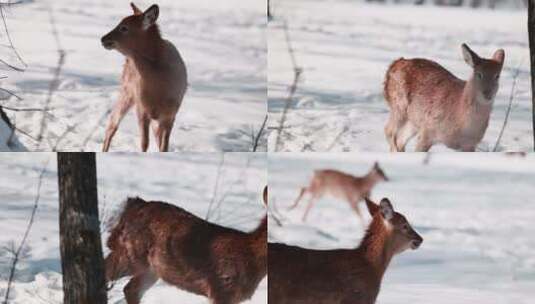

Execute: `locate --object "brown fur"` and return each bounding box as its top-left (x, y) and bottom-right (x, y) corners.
top-left (101, 3), bottom-right (187, 152)
top-left (289, 162), bottom-right (388, 222)
top-left (105, 189), bottom-right (267, 304)
top-left (269, 197), bottom-right (423, 304)
top-left (384, 44), bottom-right (504, 152)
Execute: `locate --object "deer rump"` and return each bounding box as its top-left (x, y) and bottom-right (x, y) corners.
top-left (268, 243), bottom-right (379, 304)
top-left (106, 197), bottom-right (265, 301)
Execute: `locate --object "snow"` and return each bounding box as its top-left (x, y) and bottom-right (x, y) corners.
top-left (0, 152), bottom-right (267, 303)
top-left (268, 152), bottom-right (535, 303)
top-left (268, 0), bottom-right (532, 152)
top-left (0, 116), bottom-right (26, 151)
top-left (0, 0), bottom-right (266, 152)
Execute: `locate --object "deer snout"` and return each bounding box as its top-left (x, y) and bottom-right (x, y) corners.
top-left (411, 234), bottom-right (423, 250)
top-left (101, 36), bottom-right (116, 50)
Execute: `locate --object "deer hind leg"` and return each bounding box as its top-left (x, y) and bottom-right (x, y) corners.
top-left (288, 187), bottom-right (308, 210)
top-left (302, 192), bottom-right (322, 222)
top-left (415, 130), bottom-right (433, 152)
top-left (385, 113), bottom-right (411, 152)
top-left (123, 270), bottom-right (158, 304)
top-left (136, 109), bottom-right (150, 152)
top-left (102, 96), bottom-right (134, 152)
top-left (396, 121), bottom-right (417, 152)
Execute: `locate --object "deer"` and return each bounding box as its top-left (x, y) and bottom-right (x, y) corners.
top-left (288, 162), bottom-right (388, 222)
top-left (269, 197), bottom-right (423, 304)
top-left (384, 43), bottom-right (505, 152)
top-left (105, 187), bottom-right (268, 304)
top-left (101, 3), bottom-right (187, 152)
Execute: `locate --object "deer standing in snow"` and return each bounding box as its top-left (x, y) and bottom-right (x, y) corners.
top-left (105, 187), bottom-right (267, 304)
top-left (289, 162), bottom-right (388, 222)
top-left (101, 3), bottom-right (187, 152)
top-left (269, 197), bottom-right (423, 304)
top-left (384, 43), bottom-right (504, 152)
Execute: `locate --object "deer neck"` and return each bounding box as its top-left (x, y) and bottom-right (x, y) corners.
top-left (250, 215), bottom-right (268, 272)
top-left (358, 217), bottom-right (395, 279)
top-left (461, 77), bottom-right (493, 115)
top-left (129, 26), bottom-right (165, 72)
top-left (360, 173), bottom-right (379, 192)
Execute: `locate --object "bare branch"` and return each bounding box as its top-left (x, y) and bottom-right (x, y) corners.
top-left (35, 7), bottom-right (66, 150)
top-left (493, 62), bottom-right (522, 152)
top-left (0, 3), bottom-right (26, 70)
top-left (3, 159), bottom-right (49, 304)
top-left (252, 114), bottom-right (268, 152)
top-left (274, 20), bottom-right (302, 151)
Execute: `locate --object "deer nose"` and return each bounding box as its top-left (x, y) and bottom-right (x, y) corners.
top-left (101, 37), bottom-right (115, 50)
top-left (412, 236), bottom-right (423, 249)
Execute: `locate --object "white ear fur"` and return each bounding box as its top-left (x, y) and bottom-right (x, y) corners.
top-left (379, 198), bottom-right (394, 221)
top-left (143, 5), bottom-right (159, 30)
top-left (461, 43), bottom-right (479, 68)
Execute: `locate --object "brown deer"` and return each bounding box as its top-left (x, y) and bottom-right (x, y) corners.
top-left (101, 3), bottom-right (187, 152)
top-left (384, 43), bottom-right (505, 152)
top-left (105, 187), bottom-right (267, 304)
top-left (269, 197), bottom-right (423, 304)
top-left (289, 162), bottom-right (388, 222)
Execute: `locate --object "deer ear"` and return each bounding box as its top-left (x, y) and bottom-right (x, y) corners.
top-left (364, 197), bottom-right (380, 216)
top-left (461, 43), bottom-right (480, 68)
top-left (263, 186), bottom-right (268, 206)
top-left (143, 4), bottom-right (159, 29)
top-left (379, 198), bottom-right (394, 220)
top-left (492, 49), bottom-right (505, 66)
top-left (130, 2), bottom-right (142, 15)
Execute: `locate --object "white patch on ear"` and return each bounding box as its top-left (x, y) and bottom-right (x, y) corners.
top-left (142, 5), bottom-right (159, 30)
top-left (379, 198), bottom-right (394, 220)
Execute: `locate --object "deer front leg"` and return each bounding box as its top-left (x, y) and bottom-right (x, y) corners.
top-left (154, 119), bottom-right (174, 152)
top-left (288, 187), bottom-right (307, 210)
top-left (123, 271), bottom-right (158, 304)
top-left (102, 96), bottom-right (133, 152)
top-left (136, 109), bottom-right (150, 152)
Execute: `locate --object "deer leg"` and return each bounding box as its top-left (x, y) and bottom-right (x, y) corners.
top-left (385, 114), bottom-right (400, 152)
top-left (123, 271), bottom-right (158, 304)
top-left (288, 187), bottom-right (307, 210)
top-left (396, 122), bottom-right (417, 152)
top-left (154, 119), bottom-right (174, 152)
top-left (136, 109), bottom-right (150, 152)
top-left (415, 130), bottom-right (433, 152)
top-left (102, 96), bottom-right (133, 152)
top-left (302, 194), bottom-right (320, 222)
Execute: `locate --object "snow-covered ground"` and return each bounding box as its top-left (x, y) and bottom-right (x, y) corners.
top-left (268, 153), bottom-right (535, 303)
top-left (268, 0), bottom-right (532, 152)
top-left (0, 152), bottom-right (267, 303)
top-left (0, 0), bottom-right (266, 152)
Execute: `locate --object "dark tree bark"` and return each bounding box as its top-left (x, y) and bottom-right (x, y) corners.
top-left (268, 0), bottom-right (271, 20)
top-left (58, 152), bottom-right (107, 304)
top-left (530, 1), bottom-right (535, 150)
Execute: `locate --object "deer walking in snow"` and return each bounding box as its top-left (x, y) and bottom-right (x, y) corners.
top-left (101, 3), bottom-right (187, 152)
top-left (105, 187), bottom-right (267, 304)
top-left (269, 197), bottom-right (423, 304)
top-left (384, 43), bottom-right (504, 152)
top-left (289, 162), bottom-right (388, 222)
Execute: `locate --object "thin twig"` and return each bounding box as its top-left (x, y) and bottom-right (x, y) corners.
top-left (206, 154), bottom-right (225, 220)
top-left (0, 87), bottom-right (22, 100)
top-left (80, 107), bottom-right (112, 151)
top-left (274, 20), bottom-right (302, 151)
top-left (3, 159), bottom-right (49, 304)
top-left (493, 62), bottom-right (522, 152)
top-left (0, 2), bottom-right (26, 70)
top-left (35, 7), bottom-right (65, 150)
top-left (252, 114), bottom-right (268, 151)
top-left (1, 105), bottom-right (47, 112)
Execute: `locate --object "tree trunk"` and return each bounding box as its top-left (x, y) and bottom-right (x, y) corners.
top-left (58, 152), bottom-right (107, 304)
top-left (530, 1), bottom-right (535, 150)
top-left (268, 0), bottom-right (271, 20)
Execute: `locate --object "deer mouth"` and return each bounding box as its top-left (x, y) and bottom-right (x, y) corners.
top-left (101, 40), bottom-right (116, 50)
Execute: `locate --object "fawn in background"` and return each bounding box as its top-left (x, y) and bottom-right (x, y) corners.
top-left (289, 162), bottom-right (388, 222)
top-left (101, 3), bottom-right (187, 152)
top-left (384, 43), bottom-right (504, 152)
top-left (269, 197), bottom-right (423, 304)
top-left (105, 187), bottom-right (267, 304)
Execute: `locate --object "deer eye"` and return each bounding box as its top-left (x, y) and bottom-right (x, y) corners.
top-left (119, 25), bottom-right (129, 33)
top-left (495, 74), bottom-right (500, 80)
top-left (476, 72), bottom-right (483, 80)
